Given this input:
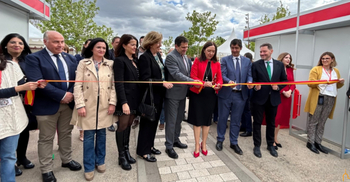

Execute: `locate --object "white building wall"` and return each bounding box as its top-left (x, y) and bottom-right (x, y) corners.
top-left (0, 2), bottom-right (29, 40)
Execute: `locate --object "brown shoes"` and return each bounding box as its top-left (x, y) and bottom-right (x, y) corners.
top-left (159, 124), bottom-right (165, 130)
top-left (84, 171), bottom-right (94, 181)
top-left (96, 164), bottom-right (106, 173)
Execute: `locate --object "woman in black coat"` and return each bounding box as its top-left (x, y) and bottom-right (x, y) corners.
top-left (136, 31), bottom-right (173, 162)
top-left (113, 34), bottom-right (140, 170)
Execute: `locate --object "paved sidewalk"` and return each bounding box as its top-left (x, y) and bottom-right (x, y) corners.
top-left (137, 122), bottom-right (260, 182)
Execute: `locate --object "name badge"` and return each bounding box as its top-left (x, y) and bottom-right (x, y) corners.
top-left (326, 85), bottom-right (333, 92)
top-left (0, 98), bottom-right (13, 108)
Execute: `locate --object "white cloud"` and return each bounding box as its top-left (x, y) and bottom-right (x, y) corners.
top-left (94, 0), bottom-right (341, 43)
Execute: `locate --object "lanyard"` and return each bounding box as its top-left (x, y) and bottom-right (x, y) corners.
top-left (0, 70), bottom-right (2, 87)
top-left (322, 67), bottom-right (332, 80)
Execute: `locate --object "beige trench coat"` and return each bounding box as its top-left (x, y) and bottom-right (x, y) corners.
top-left (70, 58), bottom-right (117, 130)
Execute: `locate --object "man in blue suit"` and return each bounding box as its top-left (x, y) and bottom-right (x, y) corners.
top-left (25, 31), bottom-right (81, 182)
top-left (216, 39), bottom-right (253, 155)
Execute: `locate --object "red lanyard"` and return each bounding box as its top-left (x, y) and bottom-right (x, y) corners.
top-left (0, 70), bottom-right (2, 87)
top-left (322, 67), bottom-right (332, 80)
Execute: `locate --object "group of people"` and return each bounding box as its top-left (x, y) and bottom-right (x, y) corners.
top-left (0, 29), bottom-right (347, 182)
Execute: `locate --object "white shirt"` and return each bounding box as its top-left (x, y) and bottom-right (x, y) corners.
top-left (318, 68), bottom-right (338, 97)
top-left (264, 58), bottom-right (274, 77)
top-left (46, 48), bottom-right (69, 88)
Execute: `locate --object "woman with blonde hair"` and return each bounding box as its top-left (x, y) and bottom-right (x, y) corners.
top-left (136, 31), bottom-right (173, 162)
top-left (304, 52), bottom-right (344, 154)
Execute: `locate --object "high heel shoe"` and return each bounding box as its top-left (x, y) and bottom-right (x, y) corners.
top-left (193, 151), bottom-right (200, 158)
top-left (201, 142), bottom-right (208, 156)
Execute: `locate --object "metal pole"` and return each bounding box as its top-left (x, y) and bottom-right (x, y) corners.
top-left (290, 0), bottom-right (301, 134)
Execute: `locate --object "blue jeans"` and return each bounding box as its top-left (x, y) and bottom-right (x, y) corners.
top-left (0, 134), bottom-right (20, 182)
top-left (83, 129), bottom-right (106, 172)
top-left (159, 103), bottom-right (165, 124)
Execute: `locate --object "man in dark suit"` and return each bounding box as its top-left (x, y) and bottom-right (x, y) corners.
top-left (25, 31), bottom-right (81, 182)
top-left (107, 36), bottom-right (120, 132)
top-left (251, 43), bottom-right (287, 158)
top-left (216, 39), bottom-right (253, 155)
top-left (108, 36), bottom-right (120, 61)
top-left (164, 36), bottom-right (197, 159)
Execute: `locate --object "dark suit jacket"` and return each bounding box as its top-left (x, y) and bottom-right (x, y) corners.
top-left (108, 49), bottom-right (115, 61)
top-left (165, 49), bottom-right (193, 100)
top-left (138, 50), bottom-right (166, 106)
top-left (218, 55), bottom-right (252, 100)
top-left (25, 49), bottom-right (77, 115)
top-left (251, 59), bottom-right (287, 107)
top-left (113, 54), bottom-right (140, 114)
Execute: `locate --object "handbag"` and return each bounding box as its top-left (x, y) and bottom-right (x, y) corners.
top-left (138, 82), bottom-right (157, 121)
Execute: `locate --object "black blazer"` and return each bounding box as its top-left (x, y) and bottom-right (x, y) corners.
top-left (108, 49), bottom-right (115, 60)
top-left (113, 54), bottom-right (140, 115)
top-left (251, 59), bottom-right (287, 107)
top-left (138, 50), bottom-right (166, 106)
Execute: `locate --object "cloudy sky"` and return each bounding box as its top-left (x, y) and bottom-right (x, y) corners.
top-left (94, 0), bottom-right (341, 43)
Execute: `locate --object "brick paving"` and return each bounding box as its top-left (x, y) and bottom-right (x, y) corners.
top-left (138, 122), bottom-right (259, 182)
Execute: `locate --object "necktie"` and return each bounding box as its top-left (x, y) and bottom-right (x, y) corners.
top-left (235, 58), bottom-right (241, 90)
top-left (182, 56), bottom-right (188, 72)
top-left (53, 54), bottom-right (67, 90)
top-left (266, 61), bottom-right (271, 81)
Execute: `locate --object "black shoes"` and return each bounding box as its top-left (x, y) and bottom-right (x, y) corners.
top-left (141, 154), bottom-right (157, 162)
top-left (151, 147), bottom-right (162, 155)
top-left (315, 143), bottom-right (328, 154)
top-left (61, 160), bottom-right (82, 171)
top-left (125, 147), bottom-right (136, 164)
top-left (165, 148), bottom-right (178, 159)
top-left (15, 166), bottom-right (22, 176)
top-left (108, 125), bottom-right (115, 132)
top-left (17, 158), bottom-right (35, 169)
top-left (253, 146), bottom-right (262, 158)
top-left (174, 141), bottom-right (188, 149)
top-left (275, 142), bottom-right (282, 148)
top-left (42, 171), bottom-right (56, 182)
top-left (240, 132), bottom-right (252, 137)
top-left (230, 144), bottom-right (243, 155)
top-left (267, 146), bottom-right (278, 157)
top-left (118, 151), bottom-right (132, 170)
top-left (216, 141), bottom-right (223, 151)
top-left (307, 142), bottom-right (320, 154)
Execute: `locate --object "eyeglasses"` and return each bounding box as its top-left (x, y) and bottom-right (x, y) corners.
top-left (321, 58), bottom-right (331, 60)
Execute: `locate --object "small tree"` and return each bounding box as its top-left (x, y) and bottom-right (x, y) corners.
top-left (162, 36), bottom-right (173, 55)
top-left (212, 36), bottom-right (226, 47)
top-left (183, 10), bottom-right (219, 56)
top-left (38, 0), bottom-right (114, 52)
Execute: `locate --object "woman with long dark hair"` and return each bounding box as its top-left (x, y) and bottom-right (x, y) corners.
top-left (113, 34), bottom-right (140, 170)
top-left (187, 41), bottom-right (222, 157)
top-left (1, 33), bottom-right (35, 176)
top-left (273, 52), bottom-right (296, 149)
top-left (0, 46), bottom-right (46, 181)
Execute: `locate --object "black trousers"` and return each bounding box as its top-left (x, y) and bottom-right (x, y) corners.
top-left (136, 100), bottom-right (163, 156)
top-left (252, 98), bottom-right (278, 147)
top-left (17, 116), bottom-right (37, 162)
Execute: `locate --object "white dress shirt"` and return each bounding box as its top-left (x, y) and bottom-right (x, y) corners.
top-left (318, 68), bottom-right (338, 97)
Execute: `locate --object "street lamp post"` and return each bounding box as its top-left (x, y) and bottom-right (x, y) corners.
top-left (245, 13), bottom-right (250, 49)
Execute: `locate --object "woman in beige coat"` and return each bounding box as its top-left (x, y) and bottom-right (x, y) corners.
top-left (70, 38), bottom-right (116, 181)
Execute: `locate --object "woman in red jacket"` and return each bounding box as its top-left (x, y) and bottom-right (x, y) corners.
top-left (187, 41), bottom-right (223, 157)
top-left (274, 52), bottom-right (296, 149)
